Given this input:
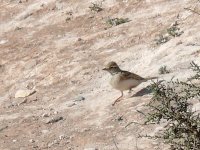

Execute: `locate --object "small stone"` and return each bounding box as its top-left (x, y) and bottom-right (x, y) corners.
top-left (0, 125), bottom-right (8, 132)
top-left (26, 83), bottom-right (34, 89)
top-left (117, 116), bottom-right (123, 121)
top-left (15, 26), bottom-right (22, 30)
top-left (59, 135), bottom-right (65, 140)
top-left (65, 17), bottom-right (71, 22)
top-left (59, 135), bottom-right (70, 141)
top-left (84, 148), bottom-right (98, 150)
top-left (78, 38), bottom-right (82, 41)
top-left (15, 90), bottom-right (36, 98)
top-left (13, 139), bottom-right (17, 143)
top-left (48, 142), bottom-right (54, 148)
top-left (45, 116), bottom-right (63, 124)
top-left (192, 103), bottom-right (200, 112)
top-left (53, 140), bottom-right (59, 144)
top-left (73, 96), bottom-right (85, 102)
top-left (68, 103), bottom-right (76, 107)
top-left (41, 130), bottom-right (49, 134)
top-left (82, 128), bottom-right (90, 132)
top-left (29, 139), bottom-right (35, 143)
top-left (48, 140), bottom-right (59, 148)
top-left (0, 40), bottom-right (8, 45)
top-left (53, 111), bottom-right (58, 114)
top-left (32, 145), bottom-right (39, 149)
top-left (42, 113), bottom-right (49, 118)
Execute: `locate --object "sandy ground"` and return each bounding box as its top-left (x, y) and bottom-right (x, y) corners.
top-left (0, 0), bottom-right (200, 149)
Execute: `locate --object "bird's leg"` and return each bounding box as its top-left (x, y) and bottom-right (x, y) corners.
top-left (112, 91), bottom-right (123, 106)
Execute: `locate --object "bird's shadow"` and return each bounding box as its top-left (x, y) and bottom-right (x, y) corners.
top-left (131, 86), bottom-right (153, 97)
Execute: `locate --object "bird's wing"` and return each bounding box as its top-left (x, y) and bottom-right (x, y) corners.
top-left (120, 70), bottom-right (145, 80)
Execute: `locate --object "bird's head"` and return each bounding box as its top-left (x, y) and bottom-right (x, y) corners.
top-left (103, 61), bottom-right (121, 75)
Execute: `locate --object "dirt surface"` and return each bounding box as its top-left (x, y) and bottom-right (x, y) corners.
top-left (0, 0), bottom-right (200, 149)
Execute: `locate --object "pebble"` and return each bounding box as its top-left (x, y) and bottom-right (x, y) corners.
top-left (59, 134), bottom-right (69, 140)
top-left (15, 89), bottom-right (36, 98)
top-left (73, 96), bottom-right (85, 102)
top-left (42, 113), bottom-right (49, 118)
top-left (117, 116), bottom-right (123, 121)
top-left (41, 130), bottom-right (49, 134)
top-left (53, 111), bottom-right (58, 114)
top-left (45, 116), bottom-right (63, 124)
top-left (192, 103), bottom-right (200, 112)
top-left (81, 128), bottom-right (90, 132)
top-left (0, 125), bottom-right (8, 132)
top-left (48, 140), bottom-right (59, 148)
top-left (0, 40), bottom-right (8, 45)
top-left (68, 103), bottom-right (76, 107)
top-left (59, 135), bottom-right (65, 140)
top-left (78, 38), bottom-right (82, 41)
top-left (29, 139), bottom-right (35, 143)
top-left (84, 148), bottom-right (98, 150)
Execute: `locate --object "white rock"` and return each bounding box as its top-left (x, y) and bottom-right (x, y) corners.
top-left (192, 103), bottom-right (200, 112)
top-left (59, 135), bottom-right (65, 140)
top-left (41, 130), bottom-right (49, 134)
top-left (42, 113), bottom-right (49, 118)
top-left (29, 139), bottom-right (35, 143)
top-left (0, 40), bottom-right (8, 45)
top-left (15, 90), bottom-right (35, 98)
top-left (53, 111), bottom-right (58, 114)
top-left (45, 116), bottom-right (63, 124)
top-left (73, 96), bottom-right (85, 102)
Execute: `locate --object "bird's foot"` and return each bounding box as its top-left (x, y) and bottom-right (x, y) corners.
top-left (128, 89), bottom-right (133, 93)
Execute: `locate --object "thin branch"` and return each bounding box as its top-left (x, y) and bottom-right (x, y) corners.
top-left (125, 121), bottom-right (144, 128)
top-left (184, 7), bottom-right (200, 15)
top-left (112, 136), bottom-right (120, 150)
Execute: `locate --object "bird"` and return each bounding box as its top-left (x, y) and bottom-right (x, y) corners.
top-left (103, 61), bottom-right (157, 106)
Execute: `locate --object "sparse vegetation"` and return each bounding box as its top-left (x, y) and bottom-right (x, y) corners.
top-left (167, 22), bottom-right (183, 37)
top-left (155, 21), bottom-right (183, 45)
top-left (155, 34), bottom-right (170, 45)
top-left (140, 61), bottom-right (200, 150)
top-left (106, 17), bottom-right (130, 26)
top-left (89, 2), bottom-right (103, 12)
top-left (159, 65), bottom-right (170, 74)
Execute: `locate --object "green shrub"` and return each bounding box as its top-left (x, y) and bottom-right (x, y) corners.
top-left (155, 21), bottom-right (183, 45)
top-left (106, 17), bottom-right (130, 26)
top-left (159, 66), bottom-right (170, 74)
top-left (141, 61), bottom-right (200, 150)
top-left (89, 2), bottom-right (103, 12)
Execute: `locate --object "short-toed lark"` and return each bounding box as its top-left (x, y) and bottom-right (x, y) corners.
top-left (103, 61), bottom-right (157, 106)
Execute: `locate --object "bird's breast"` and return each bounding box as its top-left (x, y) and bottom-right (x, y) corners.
top-left (110, 74), bottom-right (142, 91)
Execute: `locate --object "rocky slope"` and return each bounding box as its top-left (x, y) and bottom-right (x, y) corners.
top-left (0, 0), bottom-right (200, 149)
